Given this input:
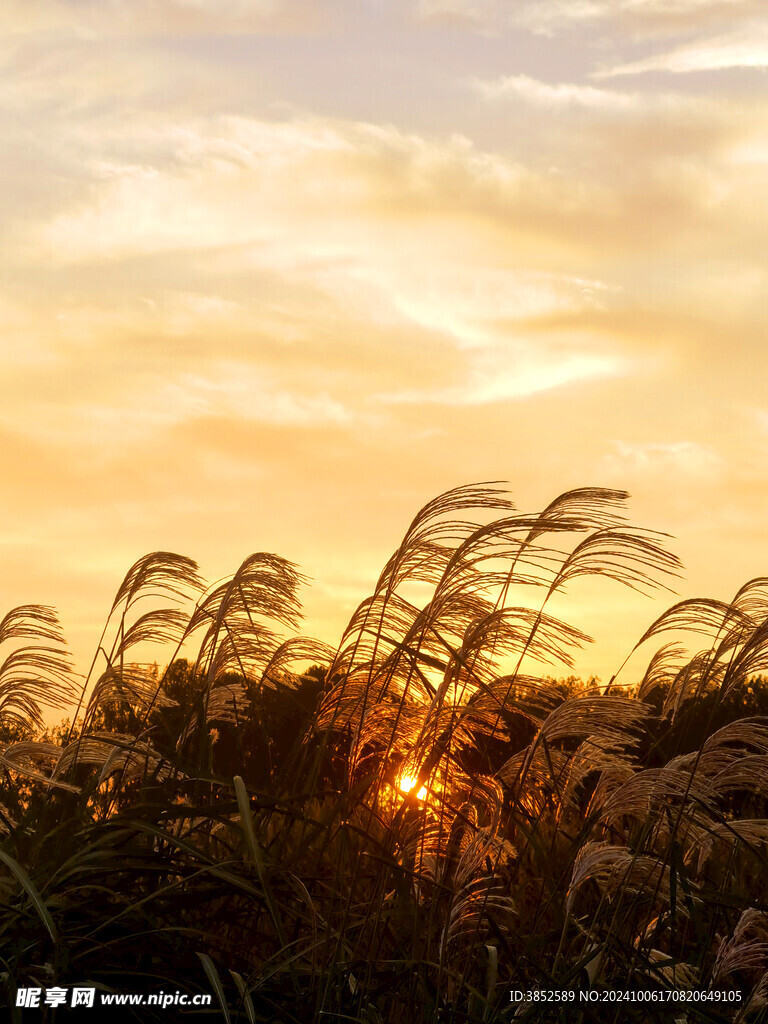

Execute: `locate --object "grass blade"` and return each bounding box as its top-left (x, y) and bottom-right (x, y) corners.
top-left (0, 849), bottom-right (57, 944)
top-left (197, 952), bottom-right (231, 1024)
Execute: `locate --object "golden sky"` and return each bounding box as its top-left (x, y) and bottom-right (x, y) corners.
top-left (2, 0), bottom-right (768, 687)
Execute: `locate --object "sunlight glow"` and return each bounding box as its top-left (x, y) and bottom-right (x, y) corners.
top-left (398, 773), bottom-right (427, 801)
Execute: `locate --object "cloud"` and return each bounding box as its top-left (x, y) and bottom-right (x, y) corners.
top-left (10, 105), bottom-right (660, 429)
top-left (414, 0), bottom-right (764, 37)
top-left (518, 0), bottom-right (763, 33)
top-left (471, 74), bottom-right (640, 111)
top-left (595, 23), bottom-right (768, 75)
top-left (31, 118), bottom-right (508, 260)
top-left (603, 440), bottom-right (722, 478)
top-left (22, 103), bottom-right (748, 282)
top-left (413, 0), bottom-right (501, 27)
top-left (0, 349), bottom-right (352, 457)
top-left (345, 265), bottom-right (614, 349)
top-left (381, 346), bottom-right (623, 404)
top-left (1, 89), bottom-right (762, 479)
top-left (0, 0), bottom-right (319, 36)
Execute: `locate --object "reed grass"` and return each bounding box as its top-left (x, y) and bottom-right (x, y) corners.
top-left (2, 484), bottom-right (768, 1022)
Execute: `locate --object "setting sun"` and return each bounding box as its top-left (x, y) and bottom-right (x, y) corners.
top-left (398, 773), bottom-right (428, 801)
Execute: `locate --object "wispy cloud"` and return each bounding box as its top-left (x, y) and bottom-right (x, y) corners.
top-left (604, 440), bottom-right (722, 478)
top-left (0, 0), bottom-right (320, 36)
top-left (517, 0), bottom-right (763, 34)
top-left (415, 0), bottom-right (764, 37)
top-left (471, 74), bottom-right (639, 111)
top-left (381, 346), bottom-right (623, 405)
top-left (595, 23), bottom-right (768, 76)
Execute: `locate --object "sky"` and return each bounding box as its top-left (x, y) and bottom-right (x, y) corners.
top-left (2, 0), bottom-right (768, 697)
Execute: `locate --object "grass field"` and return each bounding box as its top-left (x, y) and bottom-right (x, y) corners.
top-left (2, 484), bottom-right (768, 1022)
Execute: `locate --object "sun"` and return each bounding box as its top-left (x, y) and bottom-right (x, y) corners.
top-left (398, 773), bottom-right (427, 801)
